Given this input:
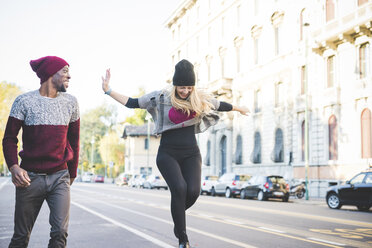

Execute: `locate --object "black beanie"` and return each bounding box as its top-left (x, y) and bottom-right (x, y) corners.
top-left (172, 59), bottom-right (195, 86)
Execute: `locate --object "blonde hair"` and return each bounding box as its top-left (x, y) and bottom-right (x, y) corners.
top-left (168, 86), bottom-right (214, 116)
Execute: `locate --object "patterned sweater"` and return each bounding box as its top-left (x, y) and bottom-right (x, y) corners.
top-left (2, 90), bottom-right (80, 178)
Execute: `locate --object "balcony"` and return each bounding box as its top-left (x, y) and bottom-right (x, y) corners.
top-left (209, 77), bottom-right (233, 100)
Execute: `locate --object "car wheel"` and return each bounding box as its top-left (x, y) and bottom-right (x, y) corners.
top-left (282, 196), bottom-right (289, 202)
top-left (357, 205), bottom-right (370, 211)
top-left (296, 189), bottom-right (305, 199)
top-left (240, 189), bottom-right (247, 199)
top-left (225, 188), bottom-right (232, 198)
top-left (257, 190), bottom-right (265, 201)
top-left (327, 193), bottom-right (342, 209)
top-left (211, 187), bottom-right (216, 197)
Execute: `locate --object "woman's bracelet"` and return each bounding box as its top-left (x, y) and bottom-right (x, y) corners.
top-left (104, 88), bottom-right (112, 95)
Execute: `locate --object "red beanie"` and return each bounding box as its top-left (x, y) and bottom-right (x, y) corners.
top-left (30, 56), bottom-right (69, 84)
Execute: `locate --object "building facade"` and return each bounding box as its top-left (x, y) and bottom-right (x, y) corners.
top-left (122, 123), bottom-right (161, 176)
top-left (165, 0), bottom-right (372, 197)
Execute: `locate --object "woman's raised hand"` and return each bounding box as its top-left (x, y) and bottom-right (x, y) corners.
top-left (101, 68), bottom-right (111, 93)
top-left (234, 106), bottom-right (250, 116)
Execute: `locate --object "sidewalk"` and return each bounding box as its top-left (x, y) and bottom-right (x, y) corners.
top-left (291, 197), bottom-right (325, 205)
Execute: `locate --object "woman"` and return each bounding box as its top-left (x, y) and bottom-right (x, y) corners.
top-left (101, 59), bottom-right (249, 248)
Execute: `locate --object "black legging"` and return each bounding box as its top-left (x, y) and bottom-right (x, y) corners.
top-left (156, 126), bottom-right (201, 243)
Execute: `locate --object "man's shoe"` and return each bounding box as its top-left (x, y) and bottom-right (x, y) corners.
top-left (179, 241), bottom-right (190, 248)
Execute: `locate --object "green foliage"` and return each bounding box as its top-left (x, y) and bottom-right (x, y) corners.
top-left (124, 87), bottom-right (147, 125)
top-left (80, 104), bottom-right (117, 167)
top-left (99, 130), bottom-right (125, 178)
top-left (0, 81), bottom-right (22, 173)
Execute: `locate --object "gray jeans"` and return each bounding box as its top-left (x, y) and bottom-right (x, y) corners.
top-left (9, 169), bottom-right (71, 248)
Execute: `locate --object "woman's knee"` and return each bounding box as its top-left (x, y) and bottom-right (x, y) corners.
top-left (170, 181), bottom-right (187, 197)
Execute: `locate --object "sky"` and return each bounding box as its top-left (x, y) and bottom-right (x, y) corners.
top-left (0, 0), bottom-right (183, 121)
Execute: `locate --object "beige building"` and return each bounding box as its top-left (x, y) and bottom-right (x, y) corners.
top-left (165, 0), bottom-right (372, 197)
top-left (122, 123), bottom-right (160, 175)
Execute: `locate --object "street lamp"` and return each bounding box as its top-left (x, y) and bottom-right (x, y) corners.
top-left (90, 136), bottom-right (95, 171)
top-left (145, 114), bottom-right (151, 174)
top-left (304, 15), bottom-right (310, 201)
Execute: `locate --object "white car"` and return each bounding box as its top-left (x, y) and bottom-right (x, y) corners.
top-left (143, 174), bottom-right (168, 190)
top-left (82, 172), bottom-right (94, 183)
top-left (200, 175), bottom-right (219, 195)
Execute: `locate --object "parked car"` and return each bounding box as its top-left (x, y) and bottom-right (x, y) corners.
top-left (326, 170), bottom-right (372, 211)
top-left (200, 175), bottom-right (219, 195)
top-left (128, 174), bottom-right (140, 187)
top-left (240, 175), bottom-right (290, 202)
top-left (213, 173), bottom-right (251, 198)
top-left (115, 173), bottom-right (132, 186)
top-left (143, 174), bottom-right (168, 190)
top-left (93, 174), bottom-right (104, 183)
top-left (82, 172), bottom-right (94, 183)
top-left (134, 174), bottom-right (147, 188)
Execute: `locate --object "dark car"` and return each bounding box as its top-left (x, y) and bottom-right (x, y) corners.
top-left (240, 175), bottom-right (289, 202)
top-left (326, 170), bottom-right (372, 211)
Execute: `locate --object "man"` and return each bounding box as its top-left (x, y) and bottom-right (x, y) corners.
top-left (2, 56), bottom-right (80, 248)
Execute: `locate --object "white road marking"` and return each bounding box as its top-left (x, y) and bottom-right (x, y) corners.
top-left (0, 179), bottom-right (10, 190)
top-left (259, 227), bottom-right (286, 233)
top-left (0, 236), bottom-right (12, 240)
top-left (308, 237), bottom-right (345, 246)
top-left (223, 219), bottom-right (244, 225)
top-left (71, 201), bottom-right (174, 248)
top-left (73, 194), bottom-right (256, 248)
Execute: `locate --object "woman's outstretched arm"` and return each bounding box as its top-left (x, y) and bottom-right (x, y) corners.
top-left (101, 69), bottom-right (130, 106)
top-left (232, 105), bottom-right (250, 116)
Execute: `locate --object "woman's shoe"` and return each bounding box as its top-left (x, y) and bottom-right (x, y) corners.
top-left (179, 241), bottom-right (190, 248)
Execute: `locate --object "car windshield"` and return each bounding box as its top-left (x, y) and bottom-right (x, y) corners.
top-left (365, 173), bottom-right (372, 184)
top-left (206, 176), bottom-right (218, 181)
top-left (349, 173), bottom-right (365, 184)
top-left (238, 175), bottom-right (251, 181)
top-left (268, 176), bottom-right (285, 184)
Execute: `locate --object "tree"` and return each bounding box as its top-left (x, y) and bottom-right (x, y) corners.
top-left (98, 128), bottom-right (125, 178)
top-left (124, 87), bottom-right (147, 125)
top-left (0, 81), bottom-right (22, 174)
top-left (79, 104), bottom-right (117, 170)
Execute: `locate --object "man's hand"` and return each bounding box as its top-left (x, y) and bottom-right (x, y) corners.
top-left (10, 164), bottom-right (31, 187)
top-left (70, 178), bottom-right (75, 185)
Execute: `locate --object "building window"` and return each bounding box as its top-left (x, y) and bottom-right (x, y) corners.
top-left (326, 0), bottom-right (335, 22)
top-left (300, 9), bottom-right (305, 41)
top-left (236, 46), bottom-right (241, 73)
top-left (328, 115), bottom-right (338, 160)
top-left (235, 135), bottom-right (243, 164)
top-left (274, 26), bottom-right (280, 55)
top-left (275, 82), bottom-right (284, 107)
top-left (359, 43), bottom-right (369, 79)
top-left (254, 38), bottom-right (259, 65)
top-left (251, 132), bottom-right (261, 163)
top-left (220, 56), bottom-right (225, 78)
top-left (254, 0), bottom-right (259, 16)
top-left (237, 5), bottom-right (241, 27)
top-left (144, 138), bottom-right (149, 150)
top-left (272, 128), bottom-right (284, 162)
top-left (327, 55), bottom-right (335, 88)
top-left (301, 65), bottom-right (306, 95)
top-left (358, 0), bottom-right (368, 6)
top-left (208, 27), bottom-right (212, 46)
top-left (205, 140), bottom-right (211, 166)
top-left (221, 17), bottom-right (225, 38)
top-left (254, 89), bottom-right (261, 113)
top-left (301, 120), bottom-right (305, 161)
top-left (196, 36), bottom-right (200, 54)
top-left (361, 108), bottom-right (372, 158)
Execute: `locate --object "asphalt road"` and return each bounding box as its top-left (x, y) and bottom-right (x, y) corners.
top-left (0, 177), bottom-right (371, 248)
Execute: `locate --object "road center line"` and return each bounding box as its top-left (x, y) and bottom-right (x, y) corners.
top-left (71, 201), bottom-right (174, 248)
top-left (308, 237), bottom-right (345, 246)
top-left (259, 227), bottom-right (286, 233)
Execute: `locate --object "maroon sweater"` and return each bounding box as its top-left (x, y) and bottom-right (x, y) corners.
top-left (2, 90), bottom-right (80, 177)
